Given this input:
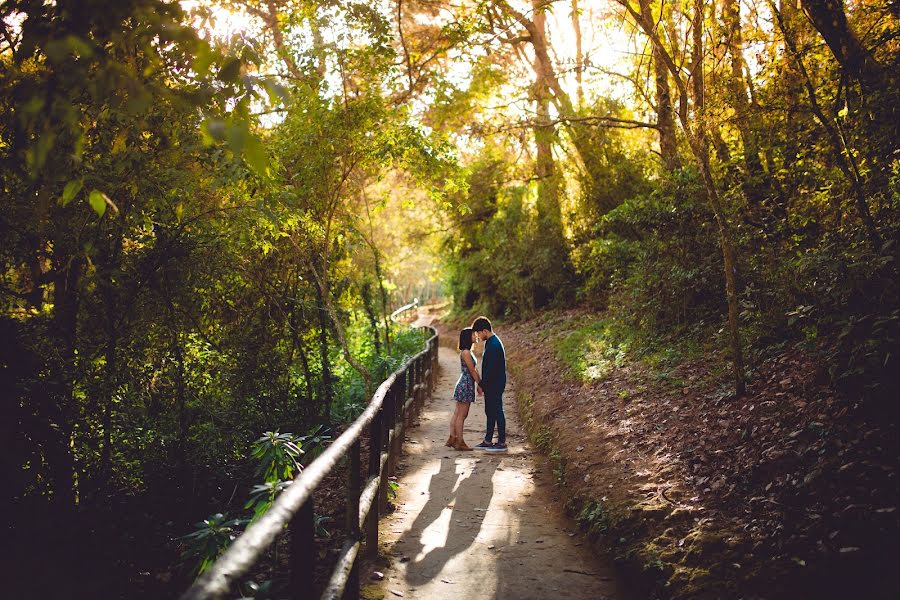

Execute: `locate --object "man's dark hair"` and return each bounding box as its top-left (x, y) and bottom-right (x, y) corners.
top-left (472, 316), bottom-right (492, 332)
top-left (458, 327), bottom-right (474, 351)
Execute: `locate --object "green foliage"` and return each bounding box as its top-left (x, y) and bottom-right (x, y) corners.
top-left (243, 427), bottom-right (333, 523)
top-left (244, 481), bottom-right (292, 523)
top-left (332, 325), bottom-right (428, 422)
top-left (554, 319), bottom-right (633, 383)
top-left (186, 423), bottom-right (334, 575)
top-left (577, 500), bottom-right (617, 535)
top-left (576, 170), bottom-right (723, 326)
top-left (298, 425), bottom-right (332, 463)
top-left (251, 431), bottom-right (304, 484)
top-left (387, 479), bottom-right (400, 502)
top-left (314, 514), bottom-right (333, 538)
top-left (3, 0), bottom-right (452, 531)
top-left (181, 513), bottom-right (249, 576)
top-left (444, 155), bottom-right (556, 317)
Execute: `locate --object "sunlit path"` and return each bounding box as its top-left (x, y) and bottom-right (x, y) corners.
top-left (368, 345), bottom-right (625, 600)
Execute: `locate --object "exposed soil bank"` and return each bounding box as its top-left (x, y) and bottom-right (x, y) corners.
top-left (499, 309), bottom-right (898, 599)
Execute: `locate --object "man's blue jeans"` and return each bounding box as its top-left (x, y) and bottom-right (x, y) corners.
top-left (484, 393), bottom-right (506, 444)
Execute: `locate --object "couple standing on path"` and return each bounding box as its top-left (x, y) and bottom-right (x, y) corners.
top-left (447, 316), bottom-right (508, 452)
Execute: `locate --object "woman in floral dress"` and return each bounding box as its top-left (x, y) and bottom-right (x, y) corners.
top-left (447, 327), bottom-right (481, 450)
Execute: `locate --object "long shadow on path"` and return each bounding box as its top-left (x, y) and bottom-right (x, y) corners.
top-left (399, 455), bottom-right (500, 587)
top-left (375, 344), bottom-right (625, 599)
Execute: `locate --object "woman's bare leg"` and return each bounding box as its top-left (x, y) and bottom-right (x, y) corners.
top-left (457, 403), bottom-right (471, 443)
top-left (447, 403), bottom-right (460, 446)
top-left (453, 402), bottom-right (472, 450)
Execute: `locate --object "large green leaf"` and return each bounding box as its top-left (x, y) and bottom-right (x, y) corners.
top-left (244, 134), bottom-right (269, 177)
top-left (217, 56), bottom-right (241, 83)
top-left (87, 189), bottom-right (114, 217)
top-left (59, 179), bottom-right (83, 206)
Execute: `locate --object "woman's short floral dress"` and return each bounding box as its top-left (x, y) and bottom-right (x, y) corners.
top-left (453, 352), bottom-right (477, 403)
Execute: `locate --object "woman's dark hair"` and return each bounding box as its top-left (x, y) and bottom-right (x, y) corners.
top-left (458, 327), bottom-right (474, 351)
top-left (472, 316), bottom-right (492, 333)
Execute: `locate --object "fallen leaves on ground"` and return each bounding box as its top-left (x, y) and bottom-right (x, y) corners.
top-left (494, 309), bottom-right (899, 599)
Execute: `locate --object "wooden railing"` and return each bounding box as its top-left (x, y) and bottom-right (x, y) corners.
top-left (181, 325), bottom-right (439, 600)
top-left (389, 297), bottom-right (418, 323)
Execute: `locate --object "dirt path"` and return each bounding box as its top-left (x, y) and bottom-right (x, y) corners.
top-left (367, 345), bottom-right (626, 600)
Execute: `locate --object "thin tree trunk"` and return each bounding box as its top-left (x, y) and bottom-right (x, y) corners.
top-left (174, 331), bottom-right (188, 463)
top-left (639, 0), bottom-right (680, 170)
top-left (771, 0), bottom-right (881, 251)
top-left (531, 28), bottom-right (563, 236)
top-left (375, 252), bottom-right (392, 354)
top-left (722, 0), bottom-right (766, 203)
top-left (361, 281), bottom-right (382, 356)
top-left (297, 338), bottom-right (314, 410)
top-left (689, 0), bottom-right (746, 395)
top-left (288, 295), bottom-right (315, 413)
top-left (778, 0), bottom-right (803, 200)
top-left (621, 0), bottom-right (747, 395)
top-left (99, 306), bottom-right (117, 491)
top-left (362, 194), bottom-right (392, 353)
top-left (99, 225), bottom-right (125, 493)
top-left (50, 257), bottom-right (83, 509)
top-left (531, 1), bottom-right (573, 307)
top-left (571, 0), bottom-right (584, 110)
top-left (497, 1), bottom-right (595, 190)
top-left (313, 281), bottom-right (335, 420)
top-left (241, 1), bottom-right (304, 80)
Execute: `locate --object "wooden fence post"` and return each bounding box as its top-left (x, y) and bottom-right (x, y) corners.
top-left (366, 408), bottom-right (382, 559)
top-left (345, 440), bottom-right (361, 600)
top-left (290, 498), bottom-right (315, 600)
top-left (378, 389), bottom-right (390, 515)
top-left (386, 385), bottom-right (397, 478)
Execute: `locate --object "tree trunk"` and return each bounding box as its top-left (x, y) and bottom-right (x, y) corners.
top-left (363, 194), bottom-right (392, 353)
top-left (98, 226), bottom-right (125, 494)
top-left (571, 0), bottom-right (584, 110)
top-left (288, 297), bottom-right (315, 416)
top-left (99, 304), bottom-right (117, 492)
top-left (313, 281), bottom-right (334, 421)
top-left (688, 0), bottom-right (747, 396)
top-left (722, 0), bottom-right (766, 204)
top-left (639, 0), bottom-right (680, 171)
top-left (498, 1), bottom-right (596, 193)
top-left (529, 0), bottom-right (574, 307)
top-left (624, 0), bottom-right (747, 395)
top-left (169, 319), bottom-right (190, 490)
top-left (49, 257), bottom-right (83, 509)
top-left (800, 0), bottom-right (883, 90)
top-left (361, 281), bottom-right (382, 356)
top-left (375, 252), bottom-right (392, 354)
top-left (531, 14), bottom-right (564, 239)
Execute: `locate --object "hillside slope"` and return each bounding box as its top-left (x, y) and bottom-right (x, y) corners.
top-left (500, 309), bottom-right (898, 599)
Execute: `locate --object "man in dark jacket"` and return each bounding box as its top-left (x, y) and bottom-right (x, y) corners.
top-left (472, 316), bottom-right (507, 452)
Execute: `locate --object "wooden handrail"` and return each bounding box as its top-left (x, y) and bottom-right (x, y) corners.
top-left (180, 325), bottom-right (439, 600)
top-left (389, 297), bottom-right (418, 322)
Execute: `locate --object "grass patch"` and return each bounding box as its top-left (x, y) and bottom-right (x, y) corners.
top-left (577, 498), bottom-right (619, 535)
top-left (553, 318), bottom-right (633, 382)
top-left (553, 314), bottom-right (715, 385)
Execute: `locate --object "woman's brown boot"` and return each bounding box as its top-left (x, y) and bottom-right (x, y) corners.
top-left (454, 439), bottom-right (473, 451)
